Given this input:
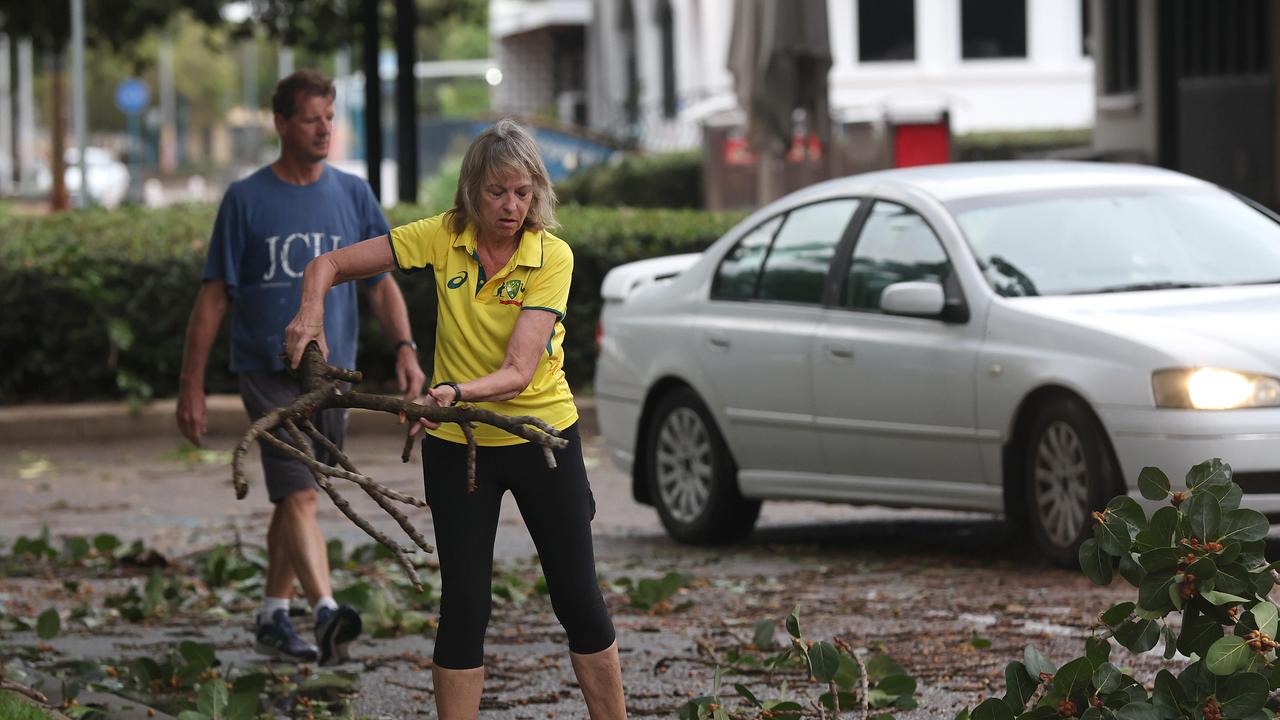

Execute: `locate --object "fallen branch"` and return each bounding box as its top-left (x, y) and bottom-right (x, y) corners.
top-left (231, 343), bottom-right (567, 589)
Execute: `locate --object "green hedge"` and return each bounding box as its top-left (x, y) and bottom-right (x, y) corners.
top-left (0, 204), bottom-right (743, 404)
top-left (556, 151), bottom-right (703, 209)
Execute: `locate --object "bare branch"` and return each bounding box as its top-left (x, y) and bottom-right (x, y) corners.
top-left (230, 343), bottom-right (569, 588)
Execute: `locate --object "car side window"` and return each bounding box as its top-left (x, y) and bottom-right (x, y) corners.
top-left (843, 201), bottom-right (952, 311)
top-left (756, 199), bottom-right (860, 304)
top-left (712, 216), bottom-right (783, 300)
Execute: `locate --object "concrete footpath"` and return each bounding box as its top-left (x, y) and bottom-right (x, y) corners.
top-left (0, 394), bottom-right (597, 444)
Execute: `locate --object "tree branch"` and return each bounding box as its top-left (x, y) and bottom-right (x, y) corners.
top-left (230, 343), bottom-right (567, 588)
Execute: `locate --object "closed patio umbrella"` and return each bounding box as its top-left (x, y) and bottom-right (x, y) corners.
top-left (727, 0), bottom-right (831, 203)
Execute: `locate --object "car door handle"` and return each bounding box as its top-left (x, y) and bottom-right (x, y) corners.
top-left (708, 332), bottom-right (731, 350)
top-left (825, 343), bottom-right (854, 360)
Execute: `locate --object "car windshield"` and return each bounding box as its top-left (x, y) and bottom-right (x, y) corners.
top-left (949, 186), bottom-right (1280, 296)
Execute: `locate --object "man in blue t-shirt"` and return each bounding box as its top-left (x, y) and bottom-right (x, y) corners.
top-left (176, 70), bottom-right (426, 665)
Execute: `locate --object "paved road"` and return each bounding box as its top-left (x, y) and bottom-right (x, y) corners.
top-left (0, 428), bottom-right (1186, 719)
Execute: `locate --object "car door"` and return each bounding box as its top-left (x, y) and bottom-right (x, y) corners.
top-left (697, 198), bottom-right (862, 479)
top-left (810, 199), bottom-right (988, 499)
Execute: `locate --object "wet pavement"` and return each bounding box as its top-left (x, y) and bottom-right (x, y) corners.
top-left (0, 428), bottom-right (1231, 718)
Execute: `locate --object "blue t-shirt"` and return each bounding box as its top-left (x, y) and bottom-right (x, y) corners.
top-left (202, 164), bottom-right (390, 373)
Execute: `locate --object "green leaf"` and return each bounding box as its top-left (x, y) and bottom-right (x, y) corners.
top-left (177, 712), bottom-right (209, 720)
top-left (1084, 637), bottom-right (1111, 666)
top-left (1215, 563), bottom-right (1252, 595)
top-left (970, 633), bottom-right (992, 649)
top-left (1201, 589), bottom-right (1249, 606)
top-left (1114, 619), bottom-right (1160, 653)
top-left (1162, 624), bottom-right (1178, 660)
top-left (36, 608), bottom-right (60, 639)
top-left (1118, 551), bottom-right (1145, 588)
top-left (866, 653), bottom-right (907, 683)
top-left (810, 642), bottom-right (840, 683)
top-left (1152, 669), bottom-right (1187, 715)
top-left (877, 675), bottom-right (916, 696)
top-left (1205, 635), bottom-right (1250, 675)
top-left (1176, 614), bottom-right (1224, 658)
top-left (1186, 459), bottom-right (1231, 489)
top-left (833, 655), bottom-right (861, 690)
top-left (1218, 672), bottom-right (1269, 717)
top-left (1050, 657), bottom-right (1094, 700)
top-left (1138, 547), bottom-right (1182, 573)
top-left (1138, 467), bottom-right (1171, 500)
top-left (1079, 539), bottom-right (1113, 586)
top-left (785, 606), bottom-right (801, 640)
top-left (734, 684), bottom-right (761, 708)
top-left (179, 641), bottom-right (216, 672)
top-left (1215, 483), bottom-right (1244, 513)
top-left (1115, 703), bottom-right (1160, 720)
top-left (1091, 662), bottom-right (1123, 694)
top-left (753, 619), bottom-right (775, 650)
top-left (1186, 556), bottom-right (1218, 583)
top-left (1022, 646), bottom-right (1056, 679)
top-left (1181, 492), bottom-right (1221, 545)
top-left (1001, 661), bottom-right (1037, 713)
top-left (1143, 506), bottom-right (1180, 548)
top-left (1093, 516), bottom-right (1131, 556)
top-left (1137, 572), bottom-right (1177, 613)
top-left (197, 679), bottom-right (229, 719)
top-left (1106, 495), bottom-right (1148, 534)
top-left (1099, 600), bottom-right (1133, 626)
top-left (818, 691), bottom-right (860, 712)
top-left (1219, 509), bottom-right (1269, 543)
top-left (970, 698), bottom-right (1016, 720)
top-left (1251, 602), bottom-right (1278, 638)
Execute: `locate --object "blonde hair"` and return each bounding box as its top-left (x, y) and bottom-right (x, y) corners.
top-left (448, 118), bottom-right (559, 237)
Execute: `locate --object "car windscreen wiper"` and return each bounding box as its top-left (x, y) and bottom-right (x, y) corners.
top-left (1074, 281), bottom-right (1218, 294)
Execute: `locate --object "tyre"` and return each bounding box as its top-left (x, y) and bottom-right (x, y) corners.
top-left (644, 387), bottom-right (761, 543)
top-left (1023, 396), bottom-right (1121, 567)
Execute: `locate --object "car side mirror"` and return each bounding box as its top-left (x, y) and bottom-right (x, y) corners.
top-left (880, 281), bottom-right (946, 318)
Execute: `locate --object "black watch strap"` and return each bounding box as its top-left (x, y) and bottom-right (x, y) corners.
top-left (433, 381), bottom-right (462, 404)
top-left (395, 339), bottom-right (418, 353)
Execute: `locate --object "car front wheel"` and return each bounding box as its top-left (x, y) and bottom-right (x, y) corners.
top-left (1023, 397), bottom-right (1121, 567)
top-left (645, 387), bottom-right (761, 544)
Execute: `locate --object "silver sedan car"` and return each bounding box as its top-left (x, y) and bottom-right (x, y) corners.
top-left (594, 161), bottom-right (1280, 565)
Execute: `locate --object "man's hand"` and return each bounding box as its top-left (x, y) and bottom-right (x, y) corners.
top-left (396, 346), bottom-right (426, 403)
top-left (284, 305), bottom-right (329, 368)
top-left (176, 385), bottom-right (208, 447)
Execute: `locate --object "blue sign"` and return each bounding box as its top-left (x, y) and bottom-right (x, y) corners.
top-left (114, 78), bottom-right (150, 115)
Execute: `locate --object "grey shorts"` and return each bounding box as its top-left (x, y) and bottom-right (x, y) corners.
top-left (239, 370), bottom-right (348, 504)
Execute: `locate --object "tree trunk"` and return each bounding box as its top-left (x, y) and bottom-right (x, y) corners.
top-left (49, 45), bottom-right (69, 212)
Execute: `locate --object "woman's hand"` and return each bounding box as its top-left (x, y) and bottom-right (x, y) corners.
top-left (284, 304), bottom-right (329, 368)
top-left (408, 385), bottom-right (455, 438)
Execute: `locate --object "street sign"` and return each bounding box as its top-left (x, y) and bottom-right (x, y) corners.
top-left (114, 78), bottom-right (150, 115)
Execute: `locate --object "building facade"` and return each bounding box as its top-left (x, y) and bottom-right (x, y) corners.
top-left (1091, 0), bottom-right (1278, 204)
top-left (490, 0), bottom-right (1096, 151)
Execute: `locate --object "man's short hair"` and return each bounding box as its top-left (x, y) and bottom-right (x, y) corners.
top-left (272, 70), bottom-right (335, 118)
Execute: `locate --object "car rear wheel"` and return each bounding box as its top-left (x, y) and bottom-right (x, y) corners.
top-left (645, 387), bottom-right (761, 544)
top-left (1023, 397), bottom-right (1121, 567)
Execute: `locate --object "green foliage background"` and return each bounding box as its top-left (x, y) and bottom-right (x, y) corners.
top-left (0, 204), bottom-right (743, 403)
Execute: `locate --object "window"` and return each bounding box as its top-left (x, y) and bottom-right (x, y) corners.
top-left (1177, 0), bottom-right (1268, 79)
top-left (757, 200), bottom-right (860, 304)
top-left (961, 0), bottom-right (1027, 59)
top-left (843, 202), bottom-right (951, 311)
top-left (859, 0), bottom-right (915, 62)
top-left (712, 216), bottom-right (782, 300)
top-left (1102, 0), bottom-right (1137, 94)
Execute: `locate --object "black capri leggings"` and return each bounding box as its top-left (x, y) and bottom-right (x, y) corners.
top-left (422, 423), bottom-right (615, 669)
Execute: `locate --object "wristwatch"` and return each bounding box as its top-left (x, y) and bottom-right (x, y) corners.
top-left (395, 339), bottom-right (418, 353)
top-left (433, 381), bottom-right (462, 405)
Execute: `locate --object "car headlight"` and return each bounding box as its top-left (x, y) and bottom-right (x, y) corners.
top-left (1152, 368), bottom-right (1280, 409)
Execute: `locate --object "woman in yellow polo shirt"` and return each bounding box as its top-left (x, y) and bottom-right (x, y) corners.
top-left (283, 119), bottom-right (626, 719)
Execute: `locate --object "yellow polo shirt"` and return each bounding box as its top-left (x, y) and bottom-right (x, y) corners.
top-left (388, 212), bottom-right (577, 446)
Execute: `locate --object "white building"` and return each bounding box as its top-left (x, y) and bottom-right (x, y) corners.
top-left (490, 0), bottom-right (1096, 151)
